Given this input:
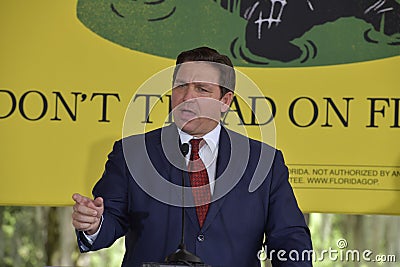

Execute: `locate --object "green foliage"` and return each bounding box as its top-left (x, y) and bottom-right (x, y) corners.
top-left (0, 206), bottom-right (47, 267)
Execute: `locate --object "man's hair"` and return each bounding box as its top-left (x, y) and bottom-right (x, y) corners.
top-left (173, 47), bottom-right (236, 96)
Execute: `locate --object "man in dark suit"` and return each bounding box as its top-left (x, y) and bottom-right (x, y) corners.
top-left (72, 47), bottom-right (313, 266)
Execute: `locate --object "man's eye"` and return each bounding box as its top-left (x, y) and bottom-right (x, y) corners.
top-left (175, 84), bottom-right (187, 89)
top-left (198, 87), bottom-right (209, 92)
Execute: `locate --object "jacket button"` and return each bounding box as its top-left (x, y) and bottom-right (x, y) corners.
top-left (197, 234), bottom-right (205, 242)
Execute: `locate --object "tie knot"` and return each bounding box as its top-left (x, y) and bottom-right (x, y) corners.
top-left (190, 138), bottom-right (203, 156)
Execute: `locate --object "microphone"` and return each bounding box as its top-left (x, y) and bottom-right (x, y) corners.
top-left (180, 143), bottom-right (189, 157)
top-left (165, 143), bottom-right (203, 265)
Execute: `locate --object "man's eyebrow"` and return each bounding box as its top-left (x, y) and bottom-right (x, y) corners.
top-left (173, 79), bottom-right (188, 85)
top-left (195, 82), bottom-right (218, 87)
top-left (173, 80), bottom-right (218, 87)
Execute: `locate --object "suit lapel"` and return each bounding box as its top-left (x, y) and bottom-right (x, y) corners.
top-left (201, 126), bottom-right (232, 232)
top-left (148, 124), bottom-right (179, 184)
top-left (151, 124), bottom-right (200, 230)
top-left (201, 127), bottom-right (250, 232)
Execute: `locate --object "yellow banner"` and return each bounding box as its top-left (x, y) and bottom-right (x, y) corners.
top-left (0, 0), bottom-right (399, 214)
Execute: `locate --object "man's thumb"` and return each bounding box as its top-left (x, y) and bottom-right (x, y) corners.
top-left (93, 197), bottom-right (104, 208)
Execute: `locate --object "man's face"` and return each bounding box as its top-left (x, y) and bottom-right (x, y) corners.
top-left (171, 62), bottom-right (233, 137)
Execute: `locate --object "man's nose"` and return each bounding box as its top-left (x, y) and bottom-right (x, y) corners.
top-left (182, 84), bottom-right (196, 101)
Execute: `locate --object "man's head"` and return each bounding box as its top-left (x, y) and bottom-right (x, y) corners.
top-left (174, 47), bottom-right (236, 96)
top-left (171, 47), bottom-right (235, 137)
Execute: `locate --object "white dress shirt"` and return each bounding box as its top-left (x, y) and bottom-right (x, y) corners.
top-left (178, 124), bottom-right (221, 195)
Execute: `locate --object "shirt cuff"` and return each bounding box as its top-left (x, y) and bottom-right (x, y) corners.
top-left (82, 215), bottom-right (104, 245)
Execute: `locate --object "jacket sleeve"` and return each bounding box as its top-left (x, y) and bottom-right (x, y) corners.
top-left (265, 150), bottom-right (313, 266)
top-left (77, 140), bottom-right (131, 252)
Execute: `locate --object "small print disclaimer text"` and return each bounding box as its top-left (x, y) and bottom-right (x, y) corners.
top-left (288, 165), bottom-right (400, 191)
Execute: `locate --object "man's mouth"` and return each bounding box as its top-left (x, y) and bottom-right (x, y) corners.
top-left (178, 108), bottom-right (198, 121)
top-left (181, 108), bottom-right (196, 115)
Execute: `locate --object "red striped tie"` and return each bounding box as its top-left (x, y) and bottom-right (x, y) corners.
top-left (189, 138), bottom-right (211, 228)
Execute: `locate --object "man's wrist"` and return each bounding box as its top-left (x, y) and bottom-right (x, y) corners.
top-left (81, 215), bottom-right (104, 245)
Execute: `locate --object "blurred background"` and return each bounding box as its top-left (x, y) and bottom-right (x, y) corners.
top-left (0, 207), bottom-right (399, 267)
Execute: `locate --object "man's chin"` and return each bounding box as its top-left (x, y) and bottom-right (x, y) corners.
top-left (177, 120), bottom-right (197, 132)
top-left (176, 119), bottom-right (218, 137)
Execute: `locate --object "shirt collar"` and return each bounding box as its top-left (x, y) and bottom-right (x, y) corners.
top-left (178, 124), bottom-right (221, 154)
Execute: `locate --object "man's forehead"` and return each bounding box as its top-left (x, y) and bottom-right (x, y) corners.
top-left (175, 62), bottom-right (221, 84)
top-left (174, 61), bottom-right (235, 91)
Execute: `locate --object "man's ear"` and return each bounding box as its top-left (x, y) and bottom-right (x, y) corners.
top-left (220, 91), bottom-right (233, 113)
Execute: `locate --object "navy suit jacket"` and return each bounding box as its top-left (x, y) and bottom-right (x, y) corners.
top-left (77, 124), bottom-right (312, 267)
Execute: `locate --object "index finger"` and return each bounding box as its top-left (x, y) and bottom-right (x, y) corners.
top-left (72, 193), bottom-right (93, 205)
